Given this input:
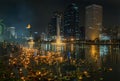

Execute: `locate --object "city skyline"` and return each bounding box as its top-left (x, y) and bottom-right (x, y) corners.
top-left (0, 0), bottom-right (120, 33)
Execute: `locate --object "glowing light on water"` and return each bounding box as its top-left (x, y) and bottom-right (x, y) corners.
top-left (28, 39), bottom-right (35, 48)
top-left (100, 45), bottom-right (108, 56)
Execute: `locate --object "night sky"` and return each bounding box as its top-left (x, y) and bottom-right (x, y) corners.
top-left (0, 0), bottom-right (120, 34)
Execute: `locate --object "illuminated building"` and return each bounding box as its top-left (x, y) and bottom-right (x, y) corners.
top-left (7, 27), bottom-right (16, 39)
top-left (40, 32), bottom-right (47, 41)
top-left (99, 33), bottom-right (110, 40)
top-left (85, 4), bottom-right (103, 40)
top-left (63, 3), bottom-right (80, 40)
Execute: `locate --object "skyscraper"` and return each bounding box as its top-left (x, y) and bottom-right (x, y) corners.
top-left (85, 4), bottom-right (102, 40)
top-left (63, 3), bottom-right (80, 40)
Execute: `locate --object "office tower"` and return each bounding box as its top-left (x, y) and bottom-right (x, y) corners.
top-left (85, 4), bottom-right (103, 40)
top-left (63, 3), bottom-right (80, 40)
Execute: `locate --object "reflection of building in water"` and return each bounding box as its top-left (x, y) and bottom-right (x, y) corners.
top-left (64, 44), bottom-right (86, 60)
top-left (108, 46), bottom-right (120, 65)
top-left (100, 45), bottom-right (120, 71)
top-left (28, 38), bottom-right (35, 48)
top-left (85, 45), bottom-right (101, 68)
top-left (100, 45), bottom-right (109, 56)
top-left (102, 45), bottom-right (120, 73)
top-left (70, 44), bottom-right (74, 52)
top-left (99, 45), bottom-right (110, 67)
top-left (75, 44), bottom-right (85, 59)
top-left (41, 43), bottom-right (65, 53)
top-left (85, 45), bottom-right (120, 69)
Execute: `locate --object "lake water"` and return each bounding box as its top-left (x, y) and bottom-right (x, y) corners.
top-left (1, 43), bottom-right (119, 81)
top-left (39, 43), bottom-right (120, 81)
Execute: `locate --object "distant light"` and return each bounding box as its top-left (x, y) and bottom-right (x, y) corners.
top-left (26, 24), bottom-right (31, 29)
top-left (34, 32), bottom-right (38, 34)
top-left (83, 71), bottom-right (88, 74)
top-left (99, 77), bottom-right (104, 80)
top-left (109, 68), bottom-right (112, 71)
top-left (74, 7), bottom-right (78, 10)
top-left (79, 76), bottom-right (83, 80)
top-left (9, 27), bottom-right (15, 29)
top-left (71, 38), bottom-right (74, 41)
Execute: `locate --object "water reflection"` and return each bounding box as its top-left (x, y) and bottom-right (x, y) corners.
top-left (40, 43), bottom-right (120, 79)
top-left (41, 44), bottom-right (120, 64)
top-left (100, 45), bottom-right (109, 56)
top-left (40, 43), bottom-right (120, 67)
top-left (5, 43), bottom-right (120, 81)
top-left (85, 45), bottom-right (101, 69)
